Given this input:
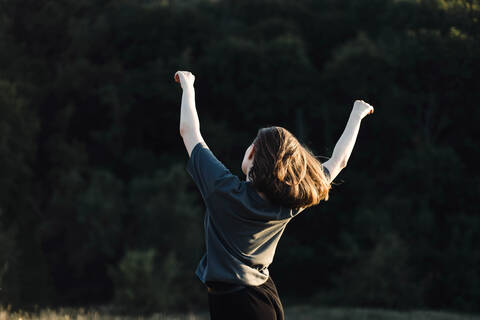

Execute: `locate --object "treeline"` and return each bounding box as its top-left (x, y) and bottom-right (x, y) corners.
top-left (0, 0), bottom-right (479, 314)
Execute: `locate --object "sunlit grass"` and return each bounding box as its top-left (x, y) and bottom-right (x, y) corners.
top-left (1, 305), bottom-right (478, 320)
top-left (0, 305), bottom-right (209, 320)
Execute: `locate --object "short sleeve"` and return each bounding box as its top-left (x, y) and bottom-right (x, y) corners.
top-left (186, 142), bottom-right (240, 200)
top-left (323, 165), bottom-right (331, 182)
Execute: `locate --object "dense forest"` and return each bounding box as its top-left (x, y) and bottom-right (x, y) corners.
top-left (0, 0), bottom-right (479, 314)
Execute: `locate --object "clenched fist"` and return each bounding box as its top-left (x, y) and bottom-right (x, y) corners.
top-left (174, 71), bottom-right (196, 90)
top-left (352, 100), bottom-right (374, 119)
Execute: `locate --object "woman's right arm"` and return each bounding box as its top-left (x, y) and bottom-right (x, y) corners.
top-left (323, 100), bottom-right (374, 182)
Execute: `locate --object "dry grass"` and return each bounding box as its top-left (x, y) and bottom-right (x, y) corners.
top-left (0, 306), bottom-right (209, 320)
top-left (0, 305), bottom-right (478, 320)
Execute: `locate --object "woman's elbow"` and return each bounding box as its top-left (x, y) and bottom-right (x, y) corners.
top-left (179, 124), bottom-right (191, 137)
top-left (180, 124), bottom-right (200, 138)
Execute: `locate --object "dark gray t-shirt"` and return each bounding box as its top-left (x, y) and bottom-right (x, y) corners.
top-left (186, 141), bottom-right (329, 286)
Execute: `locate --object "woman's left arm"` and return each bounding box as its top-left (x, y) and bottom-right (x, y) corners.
top-left (175, 71), bottom-right (206, 156)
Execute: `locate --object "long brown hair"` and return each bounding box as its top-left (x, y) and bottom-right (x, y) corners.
top-left (248, 126), bottom-right (331, 210)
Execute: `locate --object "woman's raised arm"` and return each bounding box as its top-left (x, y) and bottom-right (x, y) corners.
top-left (323, 100), bottom-right (374, 182)
top-left (175, 70), bottom-right (206, 157)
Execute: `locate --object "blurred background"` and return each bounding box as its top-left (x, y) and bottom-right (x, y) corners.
top-left (0, 0), bottom-right (479, 316)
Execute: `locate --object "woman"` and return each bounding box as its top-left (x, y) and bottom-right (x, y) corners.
top-left (174, 70), bottom-right (374, 319)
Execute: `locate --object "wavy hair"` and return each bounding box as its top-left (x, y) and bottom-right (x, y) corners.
top-left (248, 126), bottom-right (331, 210)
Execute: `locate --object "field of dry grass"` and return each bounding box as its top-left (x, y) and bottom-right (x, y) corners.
top-left (1, 305), bottom-right (478, 320)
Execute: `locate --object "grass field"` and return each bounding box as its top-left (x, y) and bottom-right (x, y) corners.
top-left (1, 305), bottom-right (478, 320)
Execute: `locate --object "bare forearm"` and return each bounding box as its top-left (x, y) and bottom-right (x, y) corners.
top-left (330, 111), bottom-right (362, 168)
top-left (179, 86), bottom-right (200, 135)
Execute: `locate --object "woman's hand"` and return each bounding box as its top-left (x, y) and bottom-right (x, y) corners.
top-left (174, 71), bottom-right (196, 90)
top-left (352, 100), bottom-right (374, 119)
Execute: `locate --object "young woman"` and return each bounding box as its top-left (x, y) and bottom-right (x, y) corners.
top-left (174, 70), bottom-right (374, 319)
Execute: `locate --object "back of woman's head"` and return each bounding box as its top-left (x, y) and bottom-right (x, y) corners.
top-left (248, 126), bottom-right (331, 210)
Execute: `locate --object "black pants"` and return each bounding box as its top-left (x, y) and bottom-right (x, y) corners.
top-left (207, 276), bottom-right (284, 320)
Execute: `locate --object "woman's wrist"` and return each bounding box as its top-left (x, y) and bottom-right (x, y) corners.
top-left (349, 109), bottom-right (363, 121)
top-left (183, 85), bottom-right (195, 93)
